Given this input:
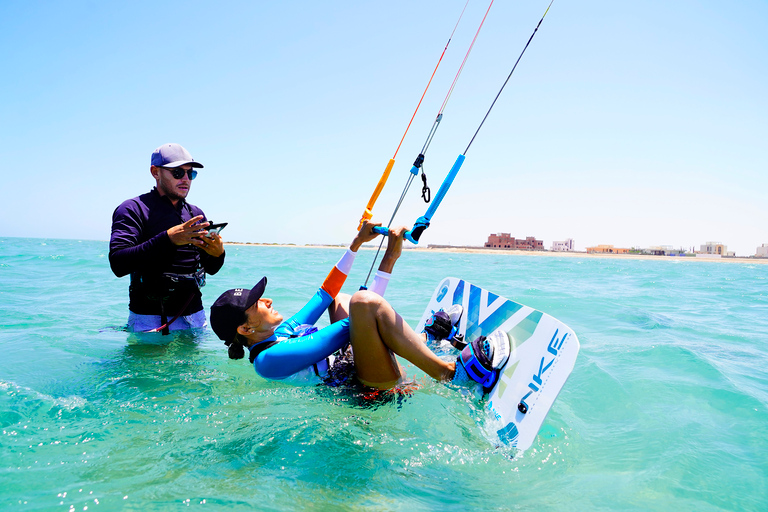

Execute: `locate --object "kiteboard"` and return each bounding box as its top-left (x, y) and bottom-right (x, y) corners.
top-left (416, 277), bottom-right (579, 450)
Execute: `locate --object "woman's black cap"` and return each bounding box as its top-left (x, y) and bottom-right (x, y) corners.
top-left (210, 277), bottom-right (267, 343)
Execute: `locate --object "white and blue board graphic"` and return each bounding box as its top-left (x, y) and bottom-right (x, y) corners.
top-left (417, 277), bottom-right (580, 450)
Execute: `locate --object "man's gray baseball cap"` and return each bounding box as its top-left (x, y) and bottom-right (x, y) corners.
top-left (151, 143), bottom-right (204, 168)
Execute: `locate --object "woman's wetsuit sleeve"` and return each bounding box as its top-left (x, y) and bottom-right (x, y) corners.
top-left (254, 248), bottom-right (357, 380)
top-left (319, 248), bottom-right (355, 298)
top-left (255, 319), bottom-right (350, 379)
top-left (280, 289), bottom-right (334, 332)
top-left (369, 269), bottom-right (391, 297)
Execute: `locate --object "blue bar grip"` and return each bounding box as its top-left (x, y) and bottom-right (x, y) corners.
top-left (372, 225), bottom-right (425, 245)
top-left (404, 216), bottom-right (429, 244)
top-left (402, 154), bottom-right (466, 245)
top-left (423, 154), bottom-right (465, 222)
top-left (372, 225), bottom-right (422, 245)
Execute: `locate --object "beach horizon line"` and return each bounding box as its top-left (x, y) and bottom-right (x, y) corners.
top-left (223, 242), bottom-right (768, 264)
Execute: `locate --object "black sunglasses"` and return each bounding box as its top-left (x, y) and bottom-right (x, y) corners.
top-left (161, 167), bottom-right (198, 180)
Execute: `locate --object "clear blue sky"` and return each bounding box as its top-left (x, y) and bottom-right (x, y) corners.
top-left (1, 0), bottom-right (766, 255)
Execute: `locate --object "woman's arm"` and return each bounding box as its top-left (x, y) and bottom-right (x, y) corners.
top-left (365, 225), bottom-right (406, 297)
top-left (256, 320), bottom-right (350, 379)
top-left (287, 221), bottom-right (382, 327)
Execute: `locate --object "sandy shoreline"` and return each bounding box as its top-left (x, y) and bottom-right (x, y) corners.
top-left (224, 242), bottom-right (768, 264)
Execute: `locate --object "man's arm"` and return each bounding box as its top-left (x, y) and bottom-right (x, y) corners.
top-left (183, 205), bottom-right (225, 275)
top-left (108, 200), bottom-right (212, 278)
top-left (195, 232), bottom-right (226, 275)
top-left (108, 201), bottom-right (176, 278)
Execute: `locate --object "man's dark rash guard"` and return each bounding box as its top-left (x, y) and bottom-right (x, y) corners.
top-left (109, 188), bottom-right (225, 316)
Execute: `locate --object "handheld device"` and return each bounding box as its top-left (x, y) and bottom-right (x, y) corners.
top-left (205, 222), bottom-right (228, 237)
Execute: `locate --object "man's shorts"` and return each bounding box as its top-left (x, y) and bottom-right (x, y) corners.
top-left (127, 310), bottom-right (207, 332)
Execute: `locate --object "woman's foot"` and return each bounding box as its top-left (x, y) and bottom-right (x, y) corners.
top-left (424, 304), bottom-right (464, 348)
top-left (451, 329), bottom-right (511, 391)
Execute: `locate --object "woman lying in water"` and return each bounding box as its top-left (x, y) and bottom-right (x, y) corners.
top-left (210, 221), bottom-right (509, 390)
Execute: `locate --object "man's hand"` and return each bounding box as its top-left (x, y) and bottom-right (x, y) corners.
top-left (167, 215), bottom-right (209, 246)
top-left (350, 220), bottom-right (382, 252)
top-left (378, 225), bottom-right (406, 273)
top-left (191, 232), bottom-right (225, 257)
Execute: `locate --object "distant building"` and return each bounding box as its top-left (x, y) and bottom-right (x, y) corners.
top-left (698, 241), bottom-right (734, 257)
top-left (643, 245), bottom-right (691, 256)
top-left (585, 244), bottom-right (630, 254)
top-left (485, 233), bottom-right (544, 251)
top-left (644, 245), bottom-right (672, 256)
top-left (642, 246), bottom-right (692, 256)
top-left (757, 244), bottom-right (768, 258)
top-left (699, 241), bottom-right (725, 255)
top-left (551, 238), bottom-right (575, 252)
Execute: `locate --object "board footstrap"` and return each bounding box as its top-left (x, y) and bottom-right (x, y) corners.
top-left (459, 337), bottom-right (494, 387)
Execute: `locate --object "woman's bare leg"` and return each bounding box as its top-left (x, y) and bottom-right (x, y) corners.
top-left (349, 290), bottom-right (455, 388)
top-left (328, 292), bottom-right (352, 323)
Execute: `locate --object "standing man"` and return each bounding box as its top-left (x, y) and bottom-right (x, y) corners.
top-left (109, 143), bottom-right (226, 334)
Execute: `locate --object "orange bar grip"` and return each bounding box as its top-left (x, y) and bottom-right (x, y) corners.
top-left (358, 159), bottom-right (396, 230)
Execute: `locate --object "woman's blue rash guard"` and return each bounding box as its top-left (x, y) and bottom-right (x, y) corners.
top-left (245, 248), bottom-right (392, 382)
top-left (250, 287), bottom-right (350, 380)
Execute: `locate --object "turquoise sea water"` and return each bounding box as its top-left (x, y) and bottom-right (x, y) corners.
top-left (1, 237), bottom-right (767, 511)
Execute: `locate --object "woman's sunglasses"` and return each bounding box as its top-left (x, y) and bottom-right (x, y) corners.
top-left (161, 167), bottom-right (198, 180)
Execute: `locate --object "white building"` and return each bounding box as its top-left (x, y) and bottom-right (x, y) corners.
top-left (699, 241), bottom-right (727, 255)
top-left (757, 244), bottom-right (768, 258)
top-left (551, 238), bottom-right (575, 252)
top-left (645, 245), bottom-right (675, 255)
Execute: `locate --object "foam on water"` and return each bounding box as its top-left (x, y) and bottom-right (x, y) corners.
top-left (1, 238), bottom-right (767, 511)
